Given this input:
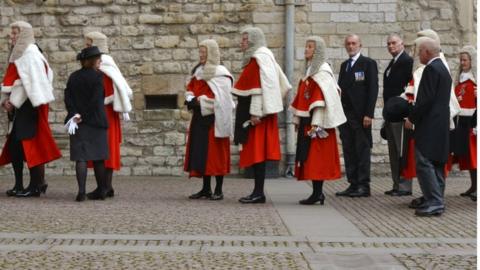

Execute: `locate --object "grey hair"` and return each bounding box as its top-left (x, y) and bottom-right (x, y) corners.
top-left (241, 27), bottom-right (267, 67)
top-left (387, 33), bottom-right (403, 42)
top-left (455, 45), bottom-right (477, 85)
top-left (305, 36), bottom-right (327, 77)
top-left (345, 34), bottom-right (361, 45)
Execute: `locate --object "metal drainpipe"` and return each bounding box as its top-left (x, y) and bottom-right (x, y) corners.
top-left (284, 0), bottom-right (296, 178)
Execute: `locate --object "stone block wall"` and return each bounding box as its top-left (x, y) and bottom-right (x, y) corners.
top-left (0, 0), bottom-right (475, 177)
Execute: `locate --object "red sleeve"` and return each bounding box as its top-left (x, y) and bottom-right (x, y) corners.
top-left (103, 74), bottom-right (114, 96)
top-left (2, 63), bottom-right (20, 87)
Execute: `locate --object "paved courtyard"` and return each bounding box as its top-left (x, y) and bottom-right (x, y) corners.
top-left (0, 174), bottom-right (476, 269)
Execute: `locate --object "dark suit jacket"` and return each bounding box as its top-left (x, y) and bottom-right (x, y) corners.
top-left (408, 58), bottom-right (451, 163)
top-left (338, 54), bottom-right (379, 119)
top-left (64, 68), bottom-right (108, 129)
top-left (383, 51), bottom-right (413, 104)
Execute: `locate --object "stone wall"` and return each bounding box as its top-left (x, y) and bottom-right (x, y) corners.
top-left (0, 0), bottom-right (476, 177)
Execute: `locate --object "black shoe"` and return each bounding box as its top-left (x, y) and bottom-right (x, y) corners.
top-left (384, 189), bottom-right (396, 195)
top-left (470, 192), bottom-right (476, 201)
top-left (76, 193), bottom-right (86, 202)
top-left (409, 197), bottom-right (425, 209)
top-left (210, 193), bottom-right (224, 201)
top-left (6, 187), bottom-right (24, 197)
top-left (390, 190), bottom-right (412, 197)
top-left (335, 184), bottom-right (356, 197)
top-left (239, 194), bottom-right (266, 204)
top-left (460, 188), bottom-right (475, 197)
top-left (299, 193), bottom-right (325, 205)
top-left (348, 186), bottom-right (371, 197)
top-left (87, 189), bottom-right (106, 200)
top-left (189, 190), bottom-right (212, 199)
top-left (39, 184), bottom-right (48, 194)
top-left (415, 205), bottom-right (444, 217)
top-left (106, 189), bottom-right (114, 198)
top-left (15, 187), bottom-right (41, 197)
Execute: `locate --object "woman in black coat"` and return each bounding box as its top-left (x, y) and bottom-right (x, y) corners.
top-left (64, 46), bottom-right (109, 202)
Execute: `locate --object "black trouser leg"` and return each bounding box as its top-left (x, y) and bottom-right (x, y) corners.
top-left (9, 137), bottom-right (24, 190)
top-left (214, 176), bottom-right (224, 195)
top-left (202, 176), bottom-right (212, 193)
top-left (252, 162), bottom-right (266, 196)
top-left (105, 168), bottom-right (113, 191)
top-left (93, 160), bottom-right (107, 195)
top-left (470, 170), bottom-right (477, 190)
top-left (75, 161), bottom-right (87, 194)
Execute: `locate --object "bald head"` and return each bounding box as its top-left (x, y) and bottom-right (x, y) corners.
top-left (344, 34), bottom-right (362, 57)
top-left (418, 38), bottom-right (440, 65)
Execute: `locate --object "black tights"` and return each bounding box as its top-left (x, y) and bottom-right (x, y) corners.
top-left (76, 160), bottom-right (106, 194)
top-left (310, 181), bottom-right (324, 198)
top-left (469, 170), bottom-right (477, 191)
top-left (105, 168), bottom-right (113, 191)
top-left (201, 176), bottom-right (224, 195)
top-left (252, 162), bottom-right (266, 197)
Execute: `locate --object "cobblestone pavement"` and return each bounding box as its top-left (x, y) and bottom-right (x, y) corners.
top-left (0, 175), bottom-right (475, 269)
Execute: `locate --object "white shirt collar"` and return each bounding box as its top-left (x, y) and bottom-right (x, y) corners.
top-left (350, 52), bottom-right (361, 62)
top-left (427, 56), bottom-right (441, 66)
top-left (393, 50), bottom-right (404, 63)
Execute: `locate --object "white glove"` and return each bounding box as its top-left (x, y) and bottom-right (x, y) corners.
top-left (473, 128), bottom-right (477, 135)
top-left (64, 114), bottom-right (80, 135)
top-left (308, 127), bottom-right (329, 139)
top-left (185, 92), bottom-right (195, 102)
top-left (122, 112), bottom-right (130, 121)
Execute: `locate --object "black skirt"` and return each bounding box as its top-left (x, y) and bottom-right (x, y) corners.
top-left (69, 123), bottom-right (108, 161)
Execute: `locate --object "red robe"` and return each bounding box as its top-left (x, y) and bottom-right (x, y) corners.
top-left (88, 74), bottom-right (122, 170)
top-left (184, 77), bottom-right (230, 177)
top-left (447, 79), bottom-right (477, 170)
top-left (0, 63), bottom-right (61, 168)
top-left (291, 78), bottom-right (341, 181)
top-left (234, 58), bottom-right (281, 168)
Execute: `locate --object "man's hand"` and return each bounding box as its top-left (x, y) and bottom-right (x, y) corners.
top-left (250, 116), bottom-right (261, 126)
top-left (2, 100), bottom-right (14, 112)
top-left (363, 116), bottom-right (372, 128)
top-left (404, 118), bottom-right (414, 130)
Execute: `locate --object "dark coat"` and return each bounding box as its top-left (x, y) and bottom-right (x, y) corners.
top-left (10, 100), bottom-right (38, 140)
top-left (338, 55), bottom-right (379, 119)
top-left (383, 51), bottom-right (413, 104)
top-left (408, 58), bottom-right (451, 163)
top-left (64, 68), bottom-right (108, 129)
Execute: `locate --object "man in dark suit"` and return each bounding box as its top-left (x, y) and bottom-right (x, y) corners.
top-left (336, 34), bottom-right (378, 197)
top-left (405, 38), bottom-right (451, 216)
top-left (383, 34), bottom-right (413, 196)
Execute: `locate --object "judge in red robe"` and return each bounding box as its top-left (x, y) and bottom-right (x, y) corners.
top-left (84, 32), bottom-right (133, 198)
top-left (290, 36), bottom-right (346, 205)
top-left (232, 27), bottom-right (291, 204)
top-left (184, 39), bottom-right (234, 201)
top-left (448, 45), bottom-right (477, 200)
top-left (0, 21), bottom-right (61, 197)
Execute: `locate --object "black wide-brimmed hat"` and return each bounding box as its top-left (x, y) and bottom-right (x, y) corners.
top-left (76, 46), bottom-right (102, 61)
top-left (383, 96), bottom-right (412, 122)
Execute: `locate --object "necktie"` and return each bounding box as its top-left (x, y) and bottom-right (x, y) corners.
top-left (386, 58), bottom-right (395, 77)
top-left (346, 58), bottom-right (353, 72)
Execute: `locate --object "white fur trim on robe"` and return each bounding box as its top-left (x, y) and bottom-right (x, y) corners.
top-left (309, 63), bottom-right (346, 129)
top-left (403, 54), bottom-right (460, 130)
top-left (193, 65), bottom-right (235, 138)
top-left (252, 47), bottom-right (292, 115)
top-left (99, 54), bottom-right (133, 113)
top-left (4, 44), bottom-right (54, 108)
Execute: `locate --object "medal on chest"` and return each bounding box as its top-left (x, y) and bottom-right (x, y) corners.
top-left (303, 80), bottom-right (311, 100)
